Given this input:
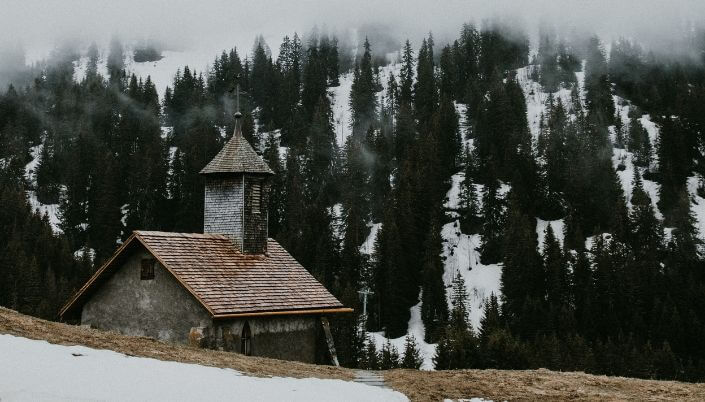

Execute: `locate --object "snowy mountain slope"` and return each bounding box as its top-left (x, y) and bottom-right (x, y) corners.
top-left (72, 44), bottom-right (221, 98)
top-left (516, 66), bottom-right (576, 142)
top-left (0, 334), bottom-right (407, 402)
top-left (609, 95), bottom-right (664, 220)
top-left (442, 171), bottom-right (506, 330)
top-left (328, 62), bottom-right (402, 147)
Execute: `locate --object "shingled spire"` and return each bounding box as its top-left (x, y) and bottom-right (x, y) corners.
top-left (200, 84), bottom-right (273, 253)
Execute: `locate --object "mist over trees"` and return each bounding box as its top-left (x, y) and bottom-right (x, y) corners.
top-left (1, 18), bottom-right (705, 381)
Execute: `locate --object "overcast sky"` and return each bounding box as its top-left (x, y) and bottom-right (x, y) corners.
top-left (1, 0), bottom-right (704, 61)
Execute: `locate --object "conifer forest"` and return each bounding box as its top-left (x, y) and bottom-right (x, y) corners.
top-left (2, 3), bottom-right (705, 382)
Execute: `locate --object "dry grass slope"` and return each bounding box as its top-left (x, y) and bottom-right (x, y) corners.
top-left (2, 307), bottom-right (704, 401)
top-left (386, 368), bottom-right (705, 401)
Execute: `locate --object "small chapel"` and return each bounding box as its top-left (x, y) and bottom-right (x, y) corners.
top-left (59, 109), bottom-right (351, 364)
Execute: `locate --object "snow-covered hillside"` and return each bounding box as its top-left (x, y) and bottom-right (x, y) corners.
top-left (0, 334), bottom-right (407, 402)
top-left (442, 171), bottom-right (508, 330)
top-left (73, 45), bottom-right (219, 98)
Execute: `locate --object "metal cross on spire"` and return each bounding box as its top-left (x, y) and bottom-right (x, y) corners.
top-left (228, 73), bottom-right (242, 117)
top-left (228, 74), bottom-right (243, 136)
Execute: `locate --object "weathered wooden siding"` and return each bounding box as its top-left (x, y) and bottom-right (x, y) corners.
top-left (243, 176), bottom-right (270, 254)
top-left (204, 175), bottom-right (244, 248)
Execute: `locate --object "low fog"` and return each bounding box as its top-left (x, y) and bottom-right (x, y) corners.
top-left (1, 0), bottom-right (704, 67)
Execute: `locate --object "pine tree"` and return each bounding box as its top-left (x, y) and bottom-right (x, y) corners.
top-left (478, 293), bottom-right (501, 343)
top-left (459, 151), bottom-right (480, 233)
top-left (399, 40), bottom-right (414, 108)
top-left (35, 139), bottom-right (61, 204)
top-left (434, 270), bottom-right (479, 370)
top-left (361, 335), bottom-right (380, 370)
top-left (450, 270), bottom-right (469, 328)
top-left (572, 251), bottom-right (594, 336)
top-left (421, 214), bottom-right (448, 342)
top-left (400, 334), bottom-right (424, 369)
top-left (414, 35), bottom-right (438, 128)
top-left (584, 36), bottom-right (614, 127)
top-left (480, 179), bottom-right (505, 264)
top-left (500, 192), bottom-right (545, 338)
top-left (380, 339), bottom-right (401, 370)
top-left (349, 38), bottom-right (377, 138)
top-left (628, 117), bottom-right (652, 167)
top-left (263, 132), bottom-right (285, 238)
top-left (544, 225), bottom-right (569, 310)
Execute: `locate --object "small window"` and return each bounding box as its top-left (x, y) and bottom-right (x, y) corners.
top-left (140, 258), bottom-right (155, 280)
top-left (251, 183), bottom-right (261, 214)
top-left (241, 321), bottom-right (252, 356)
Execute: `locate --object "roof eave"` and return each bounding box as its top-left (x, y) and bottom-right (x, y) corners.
top-left (212, 307), bottom-right (354, 319)
top-left (199, 168), bottom-right (275, 176)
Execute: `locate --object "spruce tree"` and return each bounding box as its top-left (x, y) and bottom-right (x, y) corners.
top-left (500, 192), bottom-right (545, 338)
top-left (421, 214), bottom-right (448, 342)
top-left (349, 38), bottom-right (377, 138)
top-left (380, 339), bottom-right (401, 370)
top-left (414, 35), bottom-right (438, 129)
top-left (544, 225), bottom-right (569, 310)
top-left (480, 179), bottom-right (505, 264)
top-left (400, 334), bottom-right (424, 369)
top-left (399, 40), bottom-right (414, 108)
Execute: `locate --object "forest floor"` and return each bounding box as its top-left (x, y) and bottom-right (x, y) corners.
top-left (2, 307), bottom-right (705, 401)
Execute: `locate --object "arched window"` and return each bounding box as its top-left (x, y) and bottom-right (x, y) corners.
top-left (241, 321), bottom-right (252, 356)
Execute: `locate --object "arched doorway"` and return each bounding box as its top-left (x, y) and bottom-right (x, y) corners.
top-left (241, 321), bottom-right (252, 356)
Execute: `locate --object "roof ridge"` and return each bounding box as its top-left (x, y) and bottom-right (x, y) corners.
top-left (134, 230), bottom-right (229, 240)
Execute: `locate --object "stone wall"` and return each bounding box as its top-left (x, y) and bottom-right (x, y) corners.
top-left (81, 248), bottom-right (211, 343)
top-left (204, 175), bottom-right (243, 248)
top-left (216, 316), bottom-right (320, 363)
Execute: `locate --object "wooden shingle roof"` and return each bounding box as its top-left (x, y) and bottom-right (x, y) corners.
top-left (199, 127), bottom-right (274, 175)
top-left (60, 231), bottom-right (350, 319)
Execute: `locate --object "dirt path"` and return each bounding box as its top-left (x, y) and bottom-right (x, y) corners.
top-left (354, 370), bottom-right (388, 389)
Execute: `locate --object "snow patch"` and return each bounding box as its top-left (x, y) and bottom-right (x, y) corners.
top-left (331, 203), bottom-right (344, 241)
top-left (536, 218), bottom-right (565, 251)
top-left (441, 223), bottom-right (503, 331)
top-left (160, 126), bottom-right (173, 140)
top-left (441, 171), bottom-right (503, 330)
top-left (73, 247), bottom-right (96, 263)
top-left (328, 72), bottom-right (354, 145)
top-left (360, 223), bottom-right (382, 255)
top-left (368, 299), bottom-right (437, 371)
top-left (0, 334), bottom-right (407, 401)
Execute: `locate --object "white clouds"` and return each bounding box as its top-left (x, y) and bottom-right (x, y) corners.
top-left (1, 0), bottom-right (704, 62)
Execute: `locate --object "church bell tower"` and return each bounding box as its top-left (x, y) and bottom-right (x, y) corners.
top-left (200, 99), bottom-right (273, 253)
